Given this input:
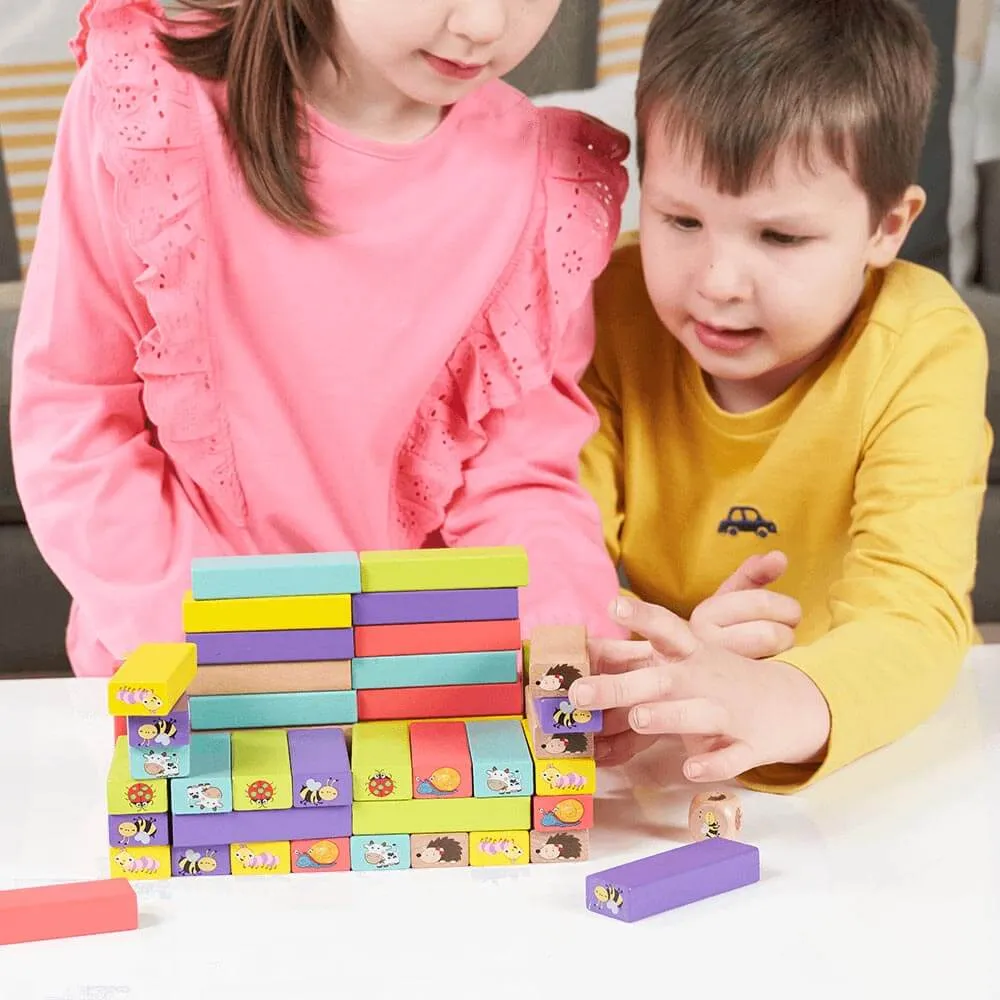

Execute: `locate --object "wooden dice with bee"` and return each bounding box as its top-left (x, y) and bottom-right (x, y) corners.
top-left (688, 790), bottom-right (743, 842)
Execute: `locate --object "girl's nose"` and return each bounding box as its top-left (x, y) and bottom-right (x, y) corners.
top-left (448, 0), bottom-right (508, 46)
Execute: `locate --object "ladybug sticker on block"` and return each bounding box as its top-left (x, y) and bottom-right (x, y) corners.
top-left (246, 780), bottom-right (275, 808)
top-left (367, 771), bottom-right (395, 798)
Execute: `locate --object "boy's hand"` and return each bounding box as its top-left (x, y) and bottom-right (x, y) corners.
top-left (689, 551), bottom-right (801, 658)
top-left (574, 596), bottom-right (831, 780)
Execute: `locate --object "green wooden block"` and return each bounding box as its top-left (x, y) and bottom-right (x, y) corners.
top-left (358, 546), bottom-right (528, 593)
top-left (232, 729), bottom-right (293, 811)
top-left (188, 691), bottom-right (358, 730)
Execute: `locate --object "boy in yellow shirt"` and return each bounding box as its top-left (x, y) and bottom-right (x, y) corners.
top-left (572, 0), bottom-right (994, 793)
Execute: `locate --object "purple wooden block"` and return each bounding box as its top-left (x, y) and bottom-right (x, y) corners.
top-left (535, 696), bottom-right (604, 735)
top-left (288, 727), bottom-right (352, 808)
top-left (351, 587), bottom-right (520, 626)
top-left (186, 628), bottom-right (354, 664)
top-left (172, 844), bottom-right (231, 877)
top-left (109, 813), bottom-right (171, 848)
top-left (172, 802), bottom-right (352, 847)
top-left (127, 709), bottom-right (190, 750)
top-left (586, 838), bottom-right (760, 923)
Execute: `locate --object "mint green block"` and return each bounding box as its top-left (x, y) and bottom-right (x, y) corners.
top-left (189, 691), bottom-right (358, 730)
top-left (351, 650), bottom-right (519, 690)
top-left (170, 732), bottom-right (233, 816)
top-left (191, 551), bottom-right (361, 599)
top-left (465, 719), bottom-right (534, 798)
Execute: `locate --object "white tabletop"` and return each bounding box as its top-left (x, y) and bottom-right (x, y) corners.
top-left (2, 645), bottom-right (1000, 999)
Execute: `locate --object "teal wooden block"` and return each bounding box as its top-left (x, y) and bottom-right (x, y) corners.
top-left (129, 742), bottom-right (191, 781)
top-left (350, 835), bottom-right (411, 872)
top-left (191, 552), bottom-right (361, 599)
top-left (465, 719), bottom-right (534, 798)
top-left (170, 732), bottom-right (234, 816)
top-left (188, 691), bottom-right (358, 730)
top-left (350, 650), bottom-right (519, 690)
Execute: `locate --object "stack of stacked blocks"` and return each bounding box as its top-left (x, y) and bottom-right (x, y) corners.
top-left (104, 546), bottom-right (597, 876)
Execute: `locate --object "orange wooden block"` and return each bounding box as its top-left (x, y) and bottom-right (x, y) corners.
top-left (357, 677), bottom-right (524, 722)
top-left (0, 879), bottom-right (137, 945)
top-left (354, 619), bottom-right (521, 658)
top-left (410, 721), bottom-right (473, 798)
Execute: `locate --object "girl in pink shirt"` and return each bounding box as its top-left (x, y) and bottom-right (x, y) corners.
top-left (9, 0), bottom-right (635, 677)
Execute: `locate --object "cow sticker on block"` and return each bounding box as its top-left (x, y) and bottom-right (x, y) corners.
top-left (465, 719), bottom-right (533, 798)
top-left (350, 836), bottom-right (410, 872)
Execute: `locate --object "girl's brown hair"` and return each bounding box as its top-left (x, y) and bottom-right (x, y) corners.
top-left (159, 0), bottom-right (337, 234)
top-left (635, 0), bottom-right (937, 226)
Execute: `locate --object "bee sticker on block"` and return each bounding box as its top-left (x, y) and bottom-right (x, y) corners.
top-left (299, 778), bottom-right (340, 806)
top-left (133, 716), bottom-right (185, 748)
top-left (174, 847), bottom-right (229, 877)
top-left (112, 815), bottom-right (162, 847)
top-left (537, 697), bottom-right (603, 735)
top-left (591, 884), bottom-right (626, 916)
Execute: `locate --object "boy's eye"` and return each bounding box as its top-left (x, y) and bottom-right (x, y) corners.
top-left (763, 230), bottom-right (809, 246)
top-left (663, 214), bottom-right (701, 232)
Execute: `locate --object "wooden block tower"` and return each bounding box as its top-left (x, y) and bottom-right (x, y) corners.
top-left (103, 545), bottom-right (596, 879)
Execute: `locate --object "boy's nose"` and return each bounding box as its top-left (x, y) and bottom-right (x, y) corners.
top-left (695, 252), bottom-right (750, 304)
top-left (449, 0), bottom-right (507, 45)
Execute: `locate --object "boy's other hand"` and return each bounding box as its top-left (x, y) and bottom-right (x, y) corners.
top-left (576, 596), bottom-right (831, 780)
top-left (690, 551), bottom-right (801, 658)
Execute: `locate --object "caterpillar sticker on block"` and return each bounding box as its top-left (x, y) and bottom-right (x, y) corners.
top-left (109, 846), bottom-right (171, 881)
top-left (536, 760), bottom-right (596, 796)
top-left (469, 831), bottom-right (530, 867)
top-left (231, 842), bottom-right (291, 876)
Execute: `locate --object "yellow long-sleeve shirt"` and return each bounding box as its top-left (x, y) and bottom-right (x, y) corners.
top-left (580, 241), bottom-right (994, 793)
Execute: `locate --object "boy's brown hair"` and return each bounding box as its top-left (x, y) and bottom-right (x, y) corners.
top-left (159, 0), bottom-right (337, 235)
top-left (635, 0), bottom-right (937, 226)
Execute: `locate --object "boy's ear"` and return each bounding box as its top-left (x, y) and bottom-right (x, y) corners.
top-left (867, 185), bottom-right (926, 268)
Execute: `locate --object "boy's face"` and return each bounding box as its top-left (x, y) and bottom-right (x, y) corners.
top-left (638, 126), bottom-right (923, 412)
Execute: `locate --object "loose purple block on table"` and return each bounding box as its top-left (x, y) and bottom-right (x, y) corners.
top-left (172, 844), bottom-right (231, 877)
top-left (534, 695), bottom-right (604, 735)
top-left (172, 802), bottom-right (353, 848)
top-left (186, 628), bottom-right (354, 664)
top-left (109, 813), bottom-right (171, 848)
top-left (586, 838), bottom-right (759, 923)
top-left (288, 728), bottom-right (352, 808)
top-left (351, 587), bottom-right (520, 626)
top-left (127, 708), bottom-right (191, 749)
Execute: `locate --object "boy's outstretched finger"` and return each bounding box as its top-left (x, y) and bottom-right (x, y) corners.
top-left (713, 551), bottom-right (789, 595)
top-left (701, 620), bottom-right (797, 659)
top-left (608, 596), bottom-right (699, 662)
top-left (682, 739), bottom-right (758, 782)
top-left (569, 662), bottom-right (673, 712)
top-left (629, 697), bottom-right (729, 736)
top-left (587, 636), bottom-right (657, 676)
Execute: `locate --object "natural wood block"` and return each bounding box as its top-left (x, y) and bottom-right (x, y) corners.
top-left (530, 829), bottom-right (590, 863)
top-left (186, 660), bottom-right (352, 696)
top-left (688, 790), bottom-right (744, 841)
top-left (527, 626), bottom-right (590, 693)
top-left (411, 833), bottom-right (469, 869)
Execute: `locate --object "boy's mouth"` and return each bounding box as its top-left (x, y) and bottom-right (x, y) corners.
top-left (693, 320), bottom-right (762, 354)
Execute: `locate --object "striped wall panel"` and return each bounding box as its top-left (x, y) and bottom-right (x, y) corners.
top-left (0, 60), bottom-right (76, 271)
top-left (597, 0), bottom-right (657, 81)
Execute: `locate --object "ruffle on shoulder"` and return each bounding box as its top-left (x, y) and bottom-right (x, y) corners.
top-left (392, 107), bottom-right (629, 546)
top-left (72, 0), bottom-right (248, 526)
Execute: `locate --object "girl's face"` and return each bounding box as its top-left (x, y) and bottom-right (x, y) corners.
top-left (330, 0), bottom-right (561, 108)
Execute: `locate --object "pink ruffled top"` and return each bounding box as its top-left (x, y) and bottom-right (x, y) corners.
top-left (10, 0), bottom-right (630, 676)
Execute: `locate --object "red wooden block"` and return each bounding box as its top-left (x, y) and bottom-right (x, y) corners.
top-left (353, 619), bottom-right (521, 658)
top-left (357, 677), bottom-right (524, 722)
top-left (410, 721), bottom-right (473, 798)
top-left (114, 716), bottom-right (126, 742)
top-left (0, 878), bottom-right (137, 945)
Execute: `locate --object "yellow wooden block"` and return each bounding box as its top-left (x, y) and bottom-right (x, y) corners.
top-left (359, 546), bottom-right (528, 592)
top-left (109, 845), bottom-right (171, 880)
top-left (350, 721), bottom-right (413, 802)
top-left (231, 841), bottom-right (292, 876)
top-left (534, 755), bottom-right (597, 796)
top-left (468, 830), bottom-right (530, 866)
top-left (231, 730), bottom-right (292, 811)
top-left (108, 643), bottom-right (197, 716)
top-left (352, 794), bottom-right (530, 835)
top-left (182, 591), bottom-right (352, 633)
top-left (107, 736), bottom-right (168, 814)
